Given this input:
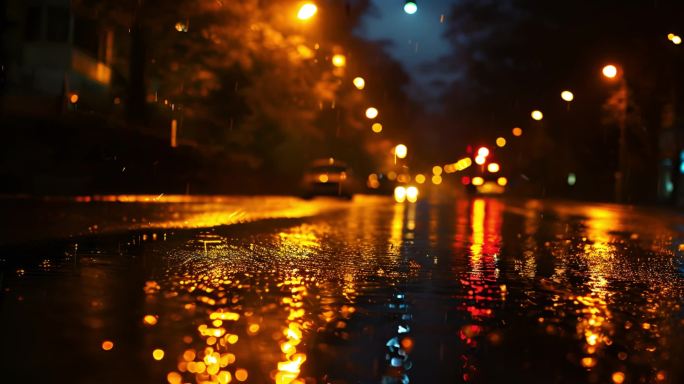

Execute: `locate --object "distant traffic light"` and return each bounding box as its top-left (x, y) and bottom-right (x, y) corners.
top-left (404, 1), bottom-right (417, 14)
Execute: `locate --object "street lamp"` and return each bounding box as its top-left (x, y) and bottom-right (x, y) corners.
top-left (602, 64), bottom-right (618, 79)
top-left (395, 144), bottom-right (408, 159)
top-left (561, 90), bottom-right (574, 102)
top-left (365, 107), bottom-right (379, 119)
top-left (531, 110), bottom-right (543, 121)
top-left (601, 63), bottom-right (628, 202)
top-left (404, 1), bottom-right (418, 15)
top-left (297, 3), bottom-right (318, 20)
top-left (477, 146), bottom-right (489, 157)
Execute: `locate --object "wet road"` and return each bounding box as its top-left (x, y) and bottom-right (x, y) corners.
top-left (1, 196), bottom-right (684, 383)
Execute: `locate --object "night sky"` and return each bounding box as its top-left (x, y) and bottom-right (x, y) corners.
top-left (358, 0), bottom-right (459, 102)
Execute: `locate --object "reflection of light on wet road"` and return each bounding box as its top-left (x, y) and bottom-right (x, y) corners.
top-left (3, 197), bottom-right (684, 383)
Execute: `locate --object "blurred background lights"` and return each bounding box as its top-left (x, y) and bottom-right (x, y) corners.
top-left (432, 165), bottom-right (443, 176)
top-left (394, 186), bottom-right (406, 203)
top-left (496, 137), bottom-right (506, 147)
top-left (431, 175), bottom-right (442, 185)
top-left (406, 186), bottom-right (419, 202)
top-left (531, 110), bottom-right (543, 121)
top-left (332, 54), bottom-right (346, 67)
top-left (414, 174), bottom-right (426, 184)
top-left (395, 144), bottom-right (407, 159)
top-left (475, 155), bottom-right (486, 165)
top-left (371, 122), bottom-right (382, 133)
top-left (497, 177), bottom-right (508, 186)
top-left (472, 177), bottom-right (484, 186)
top-left (487, 163), bottom-right (500, 173)
top-left (365, 107), bottom-right (379, 119)
top-left (561, 90), bottom-right (574, 102)
top-left (404, 1), bottom-right (418, 14)
top-left (567, 172), bottom-right (577, 186)
top-left (297, 3), bottom-right (318, 20)
top-left (477, 147), bottom-right (489, 157)
top-left (512, 127), bottom-right (523, 136)
top-left (353, 76), bottom-right (365, 90)
top-left (602, 64), bottom-right (618, 78)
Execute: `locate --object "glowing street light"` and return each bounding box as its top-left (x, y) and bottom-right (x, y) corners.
top-left (497, 177), bottom-right (508, 186)
top-left (477, 146), bottom-right (489, 157)
top-left (365, 107), bottom-right (379, 119)
top-left (531, 110), bottom-right (543, 121)
top-left (672, 35), bottom-right (682, 45)
top-left (561, 90), bottom-right (574, 102)
top-left (512, 127), bottom-right (523, 137)
top-left (404, 1), bottom-right (418, 15)
top-left (395, 144), bottom-right (408, 159)
top-left (432, 165), bottom-right (443, 176)
top-left (353, 77), bottom-right (365, 90)
top-left (496, 137), bottom-right (506, 147)
top-left (602, 64), bottom-right (618, 79)
top-left (371, 123), bottom-right (382, 133)
top-left (332, 54), bottom-right (346, 67)
top-left (487, 163), bottom-right (500, 173)
top-left (472, 177), bottom-right (484, 186)
top-left (474, 155), bottom-right (486, 165)
top-left (297, 3), bottom-right (318, 20)
top-left (69, 93), bottom-right (79, 104)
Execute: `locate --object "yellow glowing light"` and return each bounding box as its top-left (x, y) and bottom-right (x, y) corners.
top-left (475, 155), bottom-right (486, 165)
top-left (531, 110), bottom-right (543, 121)
top-left (318, 174), bottom-right (329, 183)
top-left (167, 371), bottom-right (182, 384)
top-left (561, 90), bottom-right (574, 102)
top-left (332, 54), bottom-right (346, 67)
top-left (153, 349), bottom-right (165, 360)
top-left (69, 93), bottom-right (79, 104)
top-left (673, 35), bottom-right (682, 45)
top-left (612, 372), bottom-right (625, 384)
top-left (387, 171), bottom-right (397, 180)
top-left (143, 315), bottom-right (158, 326)
top-left (235, 368), bottom-right (248, 381)
top-left (101, 340), bottom-right (114, 351)
top-left (432, 165), bottom-right (443, 176)
top-left (477, 147), bottom-right (489, 157)
top-left (353, 77), bottom-right (365, 90)
top-left (394, 186), bottom-right (407, 203)
top-left (668, 33), bottom-right (676, 40)
top-left (395, 144), bottom-right (407, 159)
top-left (174, 22), bottom-right (187, 32)
top-left (365, 107), bottom-right (379, 119)
top-left (496, 137), bottom-right (506, 147)
top-left (431, 175), bottom-right (442, 185)
top-left (512, 127), bottom-right (523, 136)
top-left (497, 177), bottom-right (508, 186)
top-left (487, 163), bottom-right (500, 173)
top-left (371, 123), bottom-right (383, 133)
top-left (602, 64), bottom-right (618, 79)
top-left (297, 3), bottom-right (318, 20)
top-left (472, 177), bottom-right (484, 186)
top-left (415, 174), bottom-right (426, 184)
top-left (406, 186), bottom-right (419, 203)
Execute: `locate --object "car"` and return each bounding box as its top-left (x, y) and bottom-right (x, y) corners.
top-left (300, 158), bottom-right (357, 199)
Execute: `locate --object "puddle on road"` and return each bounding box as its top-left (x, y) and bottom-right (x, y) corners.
top-left (1, 198), bottom-right (684, 383)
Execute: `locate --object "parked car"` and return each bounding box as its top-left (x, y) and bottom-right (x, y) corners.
top-left (301, 158), bottom-right (357, 199)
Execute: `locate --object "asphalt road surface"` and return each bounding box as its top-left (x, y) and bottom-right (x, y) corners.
top-left (1, 195), bottom-right (683, 383)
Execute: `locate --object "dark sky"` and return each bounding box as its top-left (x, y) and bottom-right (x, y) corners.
top-left (357, 0), bottom-right (459, 102)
